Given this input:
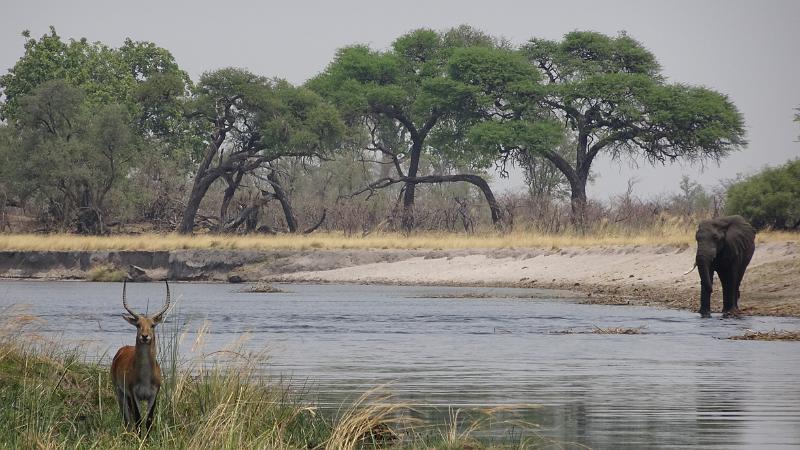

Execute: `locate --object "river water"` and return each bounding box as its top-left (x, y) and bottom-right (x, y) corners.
top-left (2, 280), bottom-right (799, 449)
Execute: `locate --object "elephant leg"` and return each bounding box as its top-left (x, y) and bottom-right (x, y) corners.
top-left (734, 254), bottom-right (753, 311)
top-left (699, 268), bottom-right (714, 318)
top-left (720, 269), bottom-right (739, 317)
top-left (733, 271), bottom-right (744, 313)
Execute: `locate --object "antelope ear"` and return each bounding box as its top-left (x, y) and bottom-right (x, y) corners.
top-left (151, 314), bottom-right (165, 325)
top-left (123, 314), bottom-right (138, 326)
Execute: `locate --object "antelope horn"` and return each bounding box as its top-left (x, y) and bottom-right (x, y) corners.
top-left (152, 281), bottom-right (171, 320)
top-left (682, 262), bottom-right (697, 276)
top-left (121, 279), bottom-right (139, 318)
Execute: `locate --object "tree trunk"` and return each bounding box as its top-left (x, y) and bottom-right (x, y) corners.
top-left (178, 175), bottom-right (216, 234)
top-left (218, 172), bottom-right (244, 232)
top-left (395, 174), bottom-right (504, 229)
top-left (76, 185), bottom-right (104, 235)
top-left (569, 177), bottom-right (588, 233)
top-left (267, 171), bottom-right (298, 233)
top-left (401, 140), bottom-right (423, 233)
top-left (458, 175), bottom-right (504, 228)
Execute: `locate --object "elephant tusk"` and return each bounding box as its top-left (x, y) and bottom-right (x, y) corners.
top-left (682, 262), bottom-right (697, 276)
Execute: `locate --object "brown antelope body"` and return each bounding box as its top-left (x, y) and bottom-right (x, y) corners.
top-left (111, 280), bottom-right (170, 431)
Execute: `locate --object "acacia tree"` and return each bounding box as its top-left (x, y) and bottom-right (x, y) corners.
top-left (309, 27), bottom-right (509, 232)
top-left (527, 32), bottom-right (746, 228)
top-left (177, 68), bottom-right (343, 234)
top-left (465, 31), bottom-right (746, 230)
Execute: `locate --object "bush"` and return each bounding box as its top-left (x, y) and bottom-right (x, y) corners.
top-left (726, 159), bottom-right (800, 230)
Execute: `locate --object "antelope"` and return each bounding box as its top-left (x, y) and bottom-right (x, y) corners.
top-left (111, 280), bottom-right (170, 432)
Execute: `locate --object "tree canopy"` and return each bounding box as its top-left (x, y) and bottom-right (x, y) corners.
top-left (0, 27), bottom-right (189, 130)
top-left (309, 26), bottom-right (511, 231)
top-left (464, 31), bottom-right (746, 229)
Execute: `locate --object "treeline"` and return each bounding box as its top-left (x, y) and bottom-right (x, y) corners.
top-left (1, 25), bottom-right (791, 236)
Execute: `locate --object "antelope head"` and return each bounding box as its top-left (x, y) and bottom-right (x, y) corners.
top-left (121, 280), bottom-right (171, 345)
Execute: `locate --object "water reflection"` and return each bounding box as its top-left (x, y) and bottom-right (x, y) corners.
top-left (1, 281), bottom-right (799, 448)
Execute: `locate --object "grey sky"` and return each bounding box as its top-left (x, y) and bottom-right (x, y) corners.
top-left (2, 0), bottom-right (798, 200)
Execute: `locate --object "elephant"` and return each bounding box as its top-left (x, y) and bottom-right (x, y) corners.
top-left (694, 215), bottom-right (755, 318)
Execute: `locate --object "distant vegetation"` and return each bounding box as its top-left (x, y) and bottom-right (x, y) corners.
top-left (0, 25), bottom-right (785, 238)
top-left (726, 159), bottom-right (800, 230)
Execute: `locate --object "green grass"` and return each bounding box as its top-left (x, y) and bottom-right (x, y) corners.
top-left (0, 312), bottom-right (565, 449)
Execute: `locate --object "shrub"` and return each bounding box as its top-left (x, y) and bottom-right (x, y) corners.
top-left (726, 159), bottom-right (800, 229)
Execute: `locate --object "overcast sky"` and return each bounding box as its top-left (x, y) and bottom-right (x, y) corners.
top-left (2, 0), bottom-right (798, 200)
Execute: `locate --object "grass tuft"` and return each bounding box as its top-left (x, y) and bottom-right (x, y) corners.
top-left (85, 265), bottom-right (127, 282)
top-left (242, 282), bottom-right (285, 293)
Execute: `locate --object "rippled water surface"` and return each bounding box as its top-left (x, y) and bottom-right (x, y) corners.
top-left (2, 281), bottom-right (800, 449)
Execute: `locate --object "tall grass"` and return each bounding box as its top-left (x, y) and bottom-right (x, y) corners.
top-left (0, 309), bottom-right (563, 449)
top-left (1, 214), bottom-right (794, 252)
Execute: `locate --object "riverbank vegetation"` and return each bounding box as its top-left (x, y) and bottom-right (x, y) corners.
top-left (0, 313), bottom-right (558, 449)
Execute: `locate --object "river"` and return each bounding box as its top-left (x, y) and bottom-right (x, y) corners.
top-left (2, 280), bottom-right (799, 449)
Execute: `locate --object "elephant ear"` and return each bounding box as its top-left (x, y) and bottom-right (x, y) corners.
top-left (720, 215), bottom-right (756, 255)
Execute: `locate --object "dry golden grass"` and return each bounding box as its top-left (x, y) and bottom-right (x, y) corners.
top-left (591, 326), bottom-right (645, 335)
top-left (0, 225), bottom-right (793, 252)
top-left (551, 326), bottom-right (646, 335)
top-left (728, 329), bottom-right (800, 341)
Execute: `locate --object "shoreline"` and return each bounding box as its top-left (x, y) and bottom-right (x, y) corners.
top-left (1, 240), bottom-right (798, 317)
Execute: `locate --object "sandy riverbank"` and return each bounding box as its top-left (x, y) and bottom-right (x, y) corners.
top-left (272, 241), bottom-right (800, 317)
top-left (1, 239), bottom-right (797, 317)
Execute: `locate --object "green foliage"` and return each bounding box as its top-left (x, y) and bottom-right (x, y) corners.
top-left (191, 69), bottom-right (343, 158)
top-left (6, 80), bottom-right (140, 232)
top-left (726, 159), bottom-right (800, 229)
top-left (522, 31), bottom-right (746, 164)
top-left (308, 26), bottom-right (501, 168)
top-left (0, 27), bottom-right (198, 231)
top-left (177, 67), bottom-right (345, 233)
top-left (0, 28), bottom-right (194, 159)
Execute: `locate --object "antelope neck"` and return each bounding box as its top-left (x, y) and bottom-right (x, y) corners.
top-left (134, 339), bottom-right (158, 377)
